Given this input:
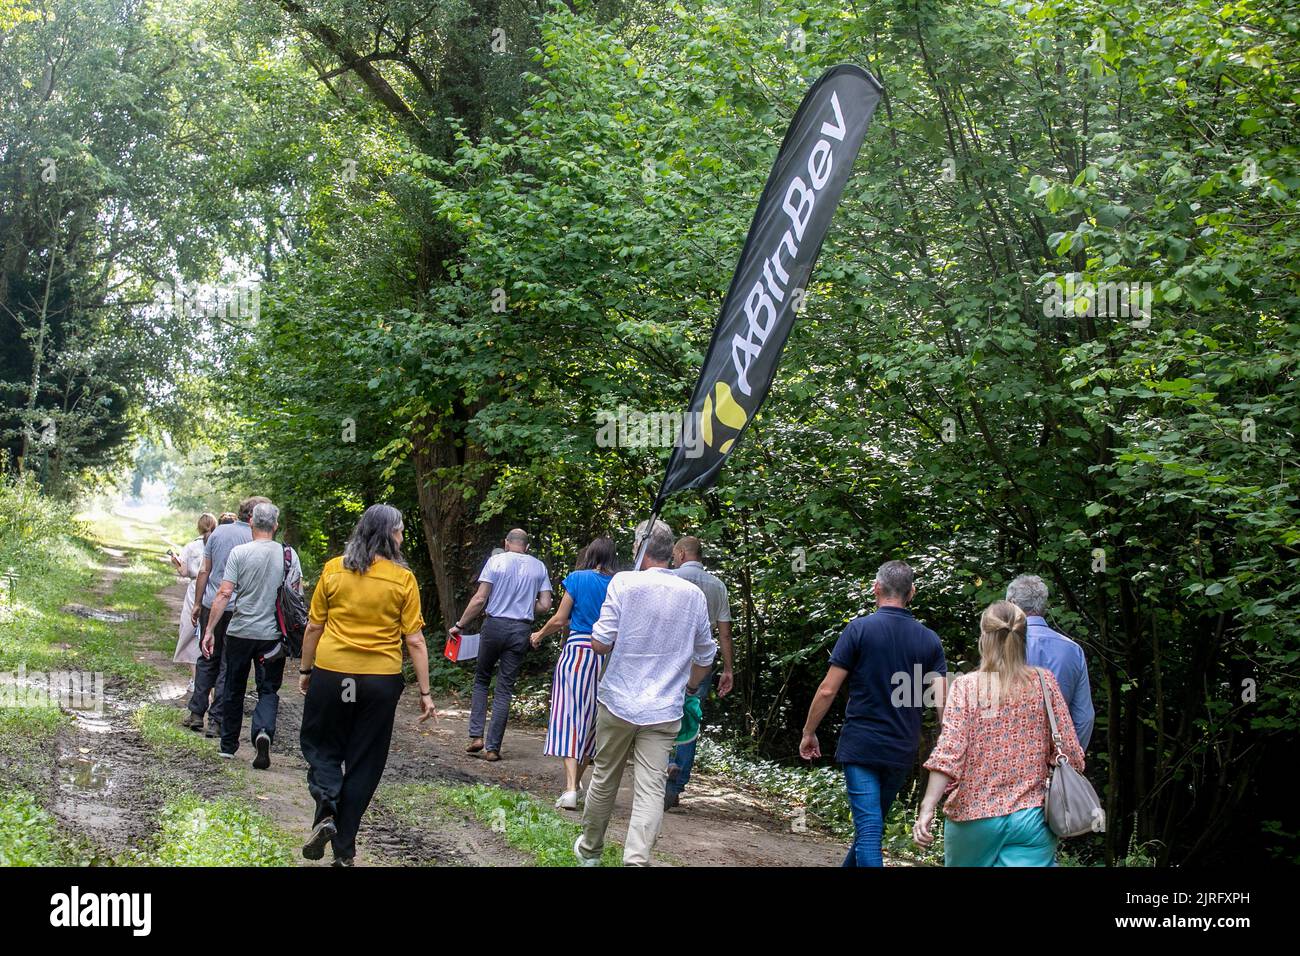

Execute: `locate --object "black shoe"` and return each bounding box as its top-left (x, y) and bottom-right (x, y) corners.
top-left (204, 721), bottom-right (220, 739)
top-left (182, 712), bottom-right (203, 731)
top-left (332, 855), bottom-right (354, 868)
top-left (303, 818), bottom-right (337, 861)
top-left (664, 792), bottom-right (680, 812)
top-left (252, 731), bottom-right (271, 770)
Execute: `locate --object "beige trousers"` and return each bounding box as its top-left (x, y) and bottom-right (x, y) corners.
top-left (577, 703), bottom-right (680, 866)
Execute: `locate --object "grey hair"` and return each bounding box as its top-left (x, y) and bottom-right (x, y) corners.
top-left (875, 560), bottom-right (915, 601)
top-left (342, 504), bottom-right (407, 573)
top-left (642, 526), bottom-right (676, 563)
top-left (633, 517), bottom-right (673, 554)
top-left (1006, 574), bottom-right (1049, 616)
top-left (506, 529), bottom-right (529, 544)
top-left (251, 502), bottom-right (279, 533)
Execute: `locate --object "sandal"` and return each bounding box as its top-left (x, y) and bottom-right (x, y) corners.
top-left (465, 739), bottom-right (484, 754)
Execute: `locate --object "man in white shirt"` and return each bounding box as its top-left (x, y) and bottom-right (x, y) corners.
top-left (450, 528), bottom-right (552, 760)
top-left (574, 526), bottom-right (716, 866)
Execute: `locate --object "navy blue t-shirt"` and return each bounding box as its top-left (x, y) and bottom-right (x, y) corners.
top-left (829, 607), bottom-right (947, 768)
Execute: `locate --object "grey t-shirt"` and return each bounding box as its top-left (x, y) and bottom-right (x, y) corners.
top-left (202, 521), bottom-right (252, 609)
top-left (223, 539), bottom-right (302, 642)
top-left (480, 551), bottom-right (552, 621)
top-left (671, 561), bottom-right (732, 626)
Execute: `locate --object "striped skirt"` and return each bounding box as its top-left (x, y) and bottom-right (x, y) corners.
top-left (544, 635), bottom-right (601, 761)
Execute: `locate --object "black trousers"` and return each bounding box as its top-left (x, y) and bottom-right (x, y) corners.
top-left (188, 606), bottom-right (232, 723)
top-left (299, 667), bottom-right (405, 860)
top-left (220, 635), bottom-right (285, 754)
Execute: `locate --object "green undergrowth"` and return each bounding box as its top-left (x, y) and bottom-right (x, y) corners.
top-left (127, 792), bottom-right (295, 867)
top-left (386, 781), bottom-right (622, 866)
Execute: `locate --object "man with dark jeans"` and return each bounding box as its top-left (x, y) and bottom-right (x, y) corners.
top-left (203, 501), bottom-right (301, 767)
top-left (799, 560), bottom-right (947, 867)
top-left (450, 528), bottom-right (552, 760)
top-left (186, 495), bottom-right (267, 735)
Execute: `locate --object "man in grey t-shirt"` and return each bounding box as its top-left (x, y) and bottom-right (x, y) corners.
top-left (450, 528), bottom-right (552, 759)
top-left (204, 501), bottom-right (301, 768)
top-left (185, 495), bottom-right (267, 735)
top-left (665, 535), bottom-right (735, 809)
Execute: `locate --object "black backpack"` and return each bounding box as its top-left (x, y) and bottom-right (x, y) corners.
top-left (274, 545), bottom-right (308, 657)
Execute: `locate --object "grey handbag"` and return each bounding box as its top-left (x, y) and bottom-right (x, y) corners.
top-left (1037, 669), bottom-right (1106, 838)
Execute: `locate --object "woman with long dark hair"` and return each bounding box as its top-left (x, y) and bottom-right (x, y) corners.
top-left (298, 504), bottom-right (435, 865)
top-left (531, 536), bottom-right (617, 809)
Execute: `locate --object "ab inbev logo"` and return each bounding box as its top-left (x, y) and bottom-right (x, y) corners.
top-left (50, 886), bottom-right (151, 936)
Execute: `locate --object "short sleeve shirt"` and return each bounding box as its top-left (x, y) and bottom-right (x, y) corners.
top-left (671, 561), bottom-right (732, 625)
top-left (202, 521), bottom-right (252, 608)
top-left (562, 569), bottom-right (614, 636)
top-left (309, 556), bottom-right (425, 675)
top-left (223, 540), bottom-right (302, 642)
top-left (829, 607), bottom-right (947, 768)
top-left (479, 551), bottom-right (552, 621)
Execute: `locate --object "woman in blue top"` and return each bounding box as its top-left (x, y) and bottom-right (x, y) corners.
top-left (531, 536), bottom-right (616, 809)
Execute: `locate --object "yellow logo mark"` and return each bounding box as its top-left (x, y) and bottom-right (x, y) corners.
top-left (701, 380), bottom-right (749, 453)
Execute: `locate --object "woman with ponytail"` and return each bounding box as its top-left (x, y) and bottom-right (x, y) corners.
top-left (913, 600), bottom-right (1084, 866)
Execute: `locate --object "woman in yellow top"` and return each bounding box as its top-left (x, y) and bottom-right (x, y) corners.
top-left (298, 504), bottom-right (435, 866)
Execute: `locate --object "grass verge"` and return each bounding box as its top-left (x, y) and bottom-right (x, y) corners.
top-left (127, 792), bottom-right (295, 866)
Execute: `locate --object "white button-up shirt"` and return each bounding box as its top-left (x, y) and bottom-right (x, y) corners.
top-left (592, 567), bottom-right (717, 726)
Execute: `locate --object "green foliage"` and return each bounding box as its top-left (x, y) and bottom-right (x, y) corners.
top-left (437, 782), bottom-right (622, 866)
top-left (130, 793), bottom-right (294, 867)
top-left (0, 789), bottom-right (77, 865)
top-left (132, 704), bottom-right (217, 761)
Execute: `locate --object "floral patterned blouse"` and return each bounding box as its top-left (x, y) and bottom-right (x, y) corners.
top-left (923, 668), bottom-right (1085, 822)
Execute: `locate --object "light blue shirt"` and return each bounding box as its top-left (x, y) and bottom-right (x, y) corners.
top-left (1025, 615), bottom-right (1094, 750)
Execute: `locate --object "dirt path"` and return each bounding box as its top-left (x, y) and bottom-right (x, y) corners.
top-left (408, 694), bottom-right (846, 866)
top-left (61, 523), bottom-right (848, 867)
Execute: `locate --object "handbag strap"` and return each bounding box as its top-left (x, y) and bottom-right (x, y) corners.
top-left (1035, 667), bottom-right (1068, 767)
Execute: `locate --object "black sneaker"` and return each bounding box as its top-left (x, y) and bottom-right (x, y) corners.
top-left (252, 731), bottom-right (271, 770)
top-left (332, 855), bottom-right (354, 868)
top-left (302, 818), bottom-right (337, 861)
top-left (204, 721), bottom-right (220, 739)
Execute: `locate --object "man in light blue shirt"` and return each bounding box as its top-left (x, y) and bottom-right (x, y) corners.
top-left (1006, 574), bottom-right (1094, 750)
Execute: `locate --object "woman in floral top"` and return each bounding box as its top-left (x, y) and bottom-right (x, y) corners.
top-left (913, 600), bottom-right (1085, 865)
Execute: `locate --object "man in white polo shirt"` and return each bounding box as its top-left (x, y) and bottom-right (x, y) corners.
top-left (574, 526), bottom-right (716, 866)
top-left (450, 528), bottom-right (552, 760)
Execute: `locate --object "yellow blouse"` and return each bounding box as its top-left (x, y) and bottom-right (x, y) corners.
top-left (308, 556), bottom-right (425, 675)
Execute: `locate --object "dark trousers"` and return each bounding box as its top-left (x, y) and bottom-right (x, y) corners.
top-left (220, 635), bottom-right (285, 754)
top-left (300, 667), bottom-right (404, 860)
top-left (188, 606), bottom-right (232, 724)
top-left (468, 616), bottom-right (531, 753)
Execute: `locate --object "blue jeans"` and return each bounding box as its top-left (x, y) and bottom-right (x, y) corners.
top-left (842, 763), bottom-right (910, 867)
top-left (665, 669), bottom-right (713, 797)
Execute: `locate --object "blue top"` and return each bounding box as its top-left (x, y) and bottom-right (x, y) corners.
top-left (1025, 615), bottom-right (1094, 750)
top-left (829, 607), bottom-right (947, 768)
top-left (563, 569), bottom-right (614, 637)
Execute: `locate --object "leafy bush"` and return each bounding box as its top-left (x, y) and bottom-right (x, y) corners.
top-left (438, 783), bottom-right (621, 866)
top-left (0, 790), bottom-right (71, 865)
top-left (131, 793), bottom-right (293, 867)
